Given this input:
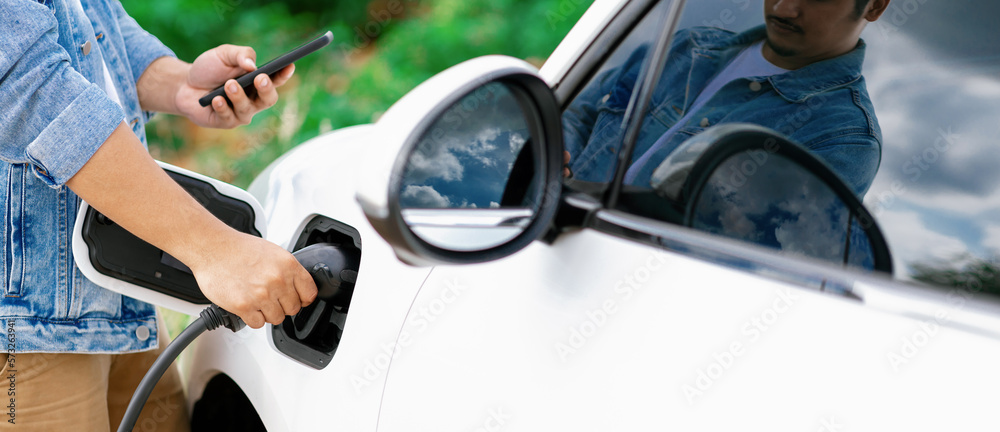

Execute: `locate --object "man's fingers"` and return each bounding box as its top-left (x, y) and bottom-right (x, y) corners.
top-left (224, 79), bottom-right (255, 123)
top-left (241, 310), bottom-right (267, 329)
top-left (217, 44), bottom-right (257, 71)
top-left (211, 95), bottom-right (237, 123)
top-left (277, 285), bottom-right (303, 317)
top-left (259, 299), bottom-right (285, 326)
top-left (294, 264), bottom-right (318, 308)
top-left (253, 74), bottom-right (279, 109)
top-left (270, 64), bottom-right (295, 88)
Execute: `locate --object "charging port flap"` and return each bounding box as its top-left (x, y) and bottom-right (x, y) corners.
top-left (72, 161), bottom-right (267, 316)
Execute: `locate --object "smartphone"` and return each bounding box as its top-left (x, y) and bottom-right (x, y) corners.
top-left (198, 31), bottom-right (333, 107)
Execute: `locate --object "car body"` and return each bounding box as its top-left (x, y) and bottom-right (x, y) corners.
top-left (77, 0), bottom-right (1000, 430)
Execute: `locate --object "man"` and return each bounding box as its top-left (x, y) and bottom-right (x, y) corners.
top-left (0, 0), bottom-right (317, 429)
top-left (563, 0), bottom-right (891, 197)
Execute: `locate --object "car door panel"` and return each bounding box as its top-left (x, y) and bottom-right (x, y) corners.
top-left (377, 228), bottom-right (1000, 430)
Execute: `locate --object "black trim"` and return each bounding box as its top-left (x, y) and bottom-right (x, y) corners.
top-left (678, 129), bottom-right (893, 274)
top-left (589, 209), bottom-right (867, 300)
top-left (603, 0), bottom-right (686, 209)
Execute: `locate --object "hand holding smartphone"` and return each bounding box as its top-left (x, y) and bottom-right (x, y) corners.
top-left (198, 31), bottom-right (333, 107)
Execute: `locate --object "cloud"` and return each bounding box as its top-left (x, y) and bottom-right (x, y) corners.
top-left (405, 145), bottom-right (464, 184)
top-left (400, 185), bottom-right (451, 208)
top-left (876, 209), bottom-right (968, 277)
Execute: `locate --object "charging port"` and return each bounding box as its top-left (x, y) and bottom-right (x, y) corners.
top-left (271, 216), bottom-right (362, 369)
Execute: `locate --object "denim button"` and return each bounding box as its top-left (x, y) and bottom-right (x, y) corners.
top-left (81, 40), bottom-right (92, 56)
top-left (749, 81), bottom-right (762, 92)
top-left (700, 117), bottom-right (710, 128)
top-left (135, 325), bottom-right (150, 341)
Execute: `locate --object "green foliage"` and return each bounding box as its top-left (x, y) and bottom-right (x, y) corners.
top-left (910, 255), bottom-right (1000, 297)
top-left (126, 0), bottom-right (591, 187)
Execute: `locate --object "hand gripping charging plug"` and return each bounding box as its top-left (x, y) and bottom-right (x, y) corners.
top-left (117, 243), bottom-right (354, 432)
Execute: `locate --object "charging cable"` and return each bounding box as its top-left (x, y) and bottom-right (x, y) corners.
top-left (117, 305), bottom-right (245, 432)
top-left (116, 242), bottom-right (355, 431)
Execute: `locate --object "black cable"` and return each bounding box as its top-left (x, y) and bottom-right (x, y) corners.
top-left (117, 306), bottom-right (244, 432)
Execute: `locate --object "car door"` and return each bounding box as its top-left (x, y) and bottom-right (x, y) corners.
top-left (370, 0), bottom-right (1000, 430)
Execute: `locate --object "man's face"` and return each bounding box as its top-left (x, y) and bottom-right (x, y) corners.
top-left (763, 0), bottom-right (875, 67)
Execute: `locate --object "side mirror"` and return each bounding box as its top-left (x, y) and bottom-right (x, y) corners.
top-left (357, 56), bottom-right (564, 266)
top-left (652, 124), bottom-right (893, 274)
top-left (72, 161), bottom-right (267, 315)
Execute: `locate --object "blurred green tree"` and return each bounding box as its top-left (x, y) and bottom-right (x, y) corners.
top-left (125, 0), bottom-right (592, 187)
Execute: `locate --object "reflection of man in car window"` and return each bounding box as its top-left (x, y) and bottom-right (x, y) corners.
top-left (563, 0), bottom-right (891, 197)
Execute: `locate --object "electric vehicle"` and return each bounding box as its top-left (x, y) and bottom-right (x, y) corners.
top-left (77, 0), bottom-right (1000, 430)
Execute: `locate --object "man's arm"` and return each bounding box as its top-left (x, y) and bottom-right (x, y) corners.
top-left (805, 134), bottom-right (882, 197)
top-left (66, 123), bottom-right (316, 328)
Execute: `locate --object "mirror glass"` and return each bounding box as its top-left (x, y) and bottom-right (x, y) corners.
top-left (690, 151), bottom-right (877, 271)
top-left (399, 82), bottom-right (541, 252)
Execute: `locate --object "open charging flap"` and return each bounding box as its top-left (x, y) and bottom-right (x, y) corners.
top-left (72, 161), bottom-right (267, 317)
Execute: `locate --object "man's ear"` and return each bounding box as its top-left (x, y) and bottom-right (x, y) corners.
top-left (865, 0), bottom-right (891, 22)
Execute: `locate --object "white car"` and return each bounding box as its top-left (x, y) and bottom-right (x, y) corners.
top-left (76, 0), bottom-right (1000, 430)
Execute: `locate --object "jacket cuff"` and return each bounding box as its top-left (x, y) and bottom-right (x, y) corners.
top-left (25, 85), bottom-right (126, 187)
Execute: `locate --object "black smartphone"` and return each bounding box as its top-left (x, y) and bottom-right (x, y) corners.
top-left (198, 31), bottom-right (333, 107)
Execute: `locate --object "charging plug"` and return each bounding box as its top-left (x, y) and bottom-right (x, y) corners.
top-left (293, 242), bottom-right (359, 307)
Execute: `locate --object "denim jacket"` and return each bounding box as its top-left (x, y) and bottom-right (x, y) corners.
top-left (563, 26), bottom-right (882, 197)
top-left (1, 0), bottom-right (175, 353)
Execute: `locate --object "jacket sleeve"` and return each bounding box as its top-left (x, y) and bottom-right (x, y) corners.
top-left (561, 45), bottom-right (649, 160)
top-left (806, 133), bottom-right (882, 198)
top-left (109, 0), bottom-right (175, 85)
top-left (0, 0), bottom-right (126, 187)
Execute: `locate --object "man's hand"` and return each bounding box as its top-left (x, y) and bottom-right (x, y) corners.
top-left (137, 45), bottom-right (295, 128)
top-left (176, 45), bottom-right (295, 128)
top-left (189, 231), bottom-right (317, 329)
top-left (563, 151), bottom-right (572, 178)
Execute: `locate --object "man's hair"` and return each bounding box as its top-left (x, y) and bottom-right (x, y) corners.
top-left (854, 0), bottom-right (871, 18)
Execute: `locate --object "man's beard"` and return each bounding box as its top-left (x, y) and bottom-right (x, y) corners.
top-left (765, 37), bottom-right (799, 58)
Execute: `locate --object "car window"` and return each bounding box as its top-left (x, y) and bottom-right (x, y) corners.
top-left (568, 0), bottom-right (1000, 295)
top-left (560, 0), bottom-right (678, 186)
top-left (860, 0), bottom-right (1000, 294)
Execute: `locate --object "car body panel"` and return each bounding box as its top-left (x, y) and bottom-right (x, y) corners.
top-left (175, 0), bottom-right (1000, 430)
top-left (377, 229), bottom-right (1000, 430)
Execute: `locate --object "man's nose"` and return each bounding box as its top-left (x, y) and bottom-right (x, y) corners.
top-left (771, 0), bottom-right (801, 17)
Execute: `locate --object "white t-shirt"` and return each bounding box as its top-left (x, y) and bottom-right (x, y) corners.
top-left (624, 40), bottom-right (788, 184)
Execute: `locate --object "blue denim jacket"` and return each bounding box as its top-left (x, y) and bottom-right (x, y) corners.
top-left (563, 26), bottom-right (882, 197)
top-left (1, 0), bottom-right (174, 353)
